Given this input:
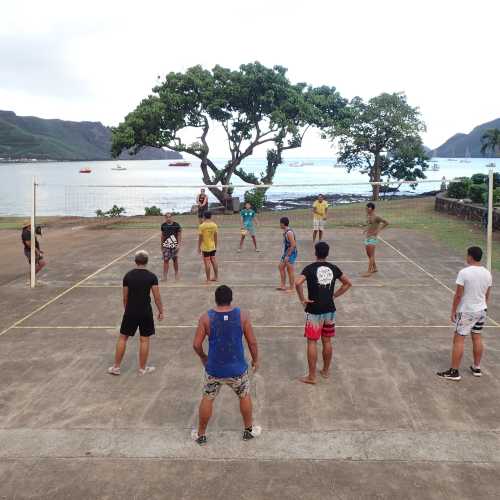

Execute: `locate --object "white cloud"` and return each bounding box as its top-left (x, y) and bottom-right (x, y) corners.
top-left (1, 0), bottom-right (499, 156)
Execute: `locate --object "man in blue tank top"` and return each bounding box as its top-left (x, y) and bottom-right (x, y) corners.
top-left (192, 285), bottom-right (260, 445)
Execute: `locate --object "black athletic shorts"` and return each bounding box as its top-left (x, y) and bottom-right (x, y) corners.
top-left (120, 313), bottom-right (155, 337)
top-left (202, 250), bottom-right (216, 258)
top-left (198, 207), bottom-right (208, 218)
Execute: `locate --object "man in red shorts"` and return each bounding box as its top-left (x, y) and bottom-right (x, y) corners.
top-left (295, 241), bottom-right (352, 384)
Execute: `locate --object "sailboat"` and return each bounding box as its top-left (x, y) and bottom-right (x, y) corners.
top-left (111, 164), bottom-right (127, 171)
top-left (459, 147), bottom-right (472, 163)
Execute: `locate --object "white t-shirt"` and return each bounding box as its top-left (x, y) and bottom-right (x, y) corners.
top-left (456, 265), bottom-right (492, 313)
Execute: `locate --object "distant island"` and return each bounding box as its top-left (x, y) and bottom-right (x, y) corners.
top-left (432, 117), bottom-right (500, 158)
top-left (0, 110), bottom-right (182, 161)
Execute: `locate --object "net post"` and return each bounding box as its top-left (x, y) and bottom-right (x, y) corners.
top-left (30, 176), bottom-right (37, 288)
top-left (486, 168), bottom-right (494, 272)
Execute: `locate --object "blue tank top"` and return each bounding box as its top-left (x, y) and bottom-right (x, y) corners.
top-left (206, 308), bottom-right (248, 378)
top-left (283, 228), bottom-right (297, 255)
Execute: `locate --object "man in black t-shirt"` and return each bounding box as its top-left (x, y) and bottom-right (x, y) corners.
top-left (295, 241), bottom-right (352, 384)
top-left (160, 212), bottom-right (182, 281)
top-left (108, 250), bottom-right (164, 376)
top-left (21, 223), bottom-right (46, 275)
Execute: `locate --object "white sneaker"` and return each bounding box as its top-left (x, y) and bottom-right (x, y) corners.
top-left (139, 366), bottom-right (155, 375)
top-left (243, 425), bottom-right (262, 440)
top-left (108, 366), bottom-right (120, 376)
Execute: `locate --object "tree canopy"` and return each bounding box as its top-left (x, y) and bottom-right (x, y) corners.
top-left (329, 93), bottom-right (429, 199)
top-left (481, 128), bottom-right (500, 157)
top-left (112, 63), bottom-right (345, 204)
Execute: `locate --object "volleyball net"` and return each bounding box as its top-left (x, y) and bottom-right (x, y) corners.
top-left (28, 173), bottom-right (498, 286)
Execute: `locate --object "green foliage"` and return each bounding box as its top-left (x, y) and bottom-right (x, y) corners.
top-left (144, 206), bottom-right (162, 216)
top-left (244, 188), bottom-right (267, 211)
top-left (487, 188), bottom-right (500, 205)
top-left (471, 173), bottom-right (488, 185)
top-left (329, 93), bottom-right (429, 199)
top-left (447, 181), bottom-right (469, 199)
top-left (469, 184), bottom-right (487, 203)
top-left (112, 63), bottom-right (346, 204)
top-left (95, 205), bottom-right (126, 217)
top-left (480, 128), bottom-right (500, 156)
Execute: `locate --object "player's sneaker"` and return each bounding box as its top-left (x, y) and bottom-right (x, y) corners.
top-left (243, 425), bottom-right (262, 441)
top-left (436, 368), bottom-right (461, 381)
top-left (138, 366), bottom-right (155, 376)
top-left (191, 430), bottom-right (207, 446)
top-left (470, 366), bottom-right (483, 377)
top-left (107, 366), bottom-right (120, 376)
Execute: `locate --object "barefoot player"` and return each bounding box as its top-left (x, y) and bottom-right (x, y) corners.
top-left (295, 242), bottom-right (352, 384)
top-left (277, 217), bottom-right (297, 292)
top-left (198, 212), bottom-right (219, 283)
top-left (21, 222), bottom-right (46, 277)
top-left (362, 202), bottom-right (388, 277)
top-left (312, 194), bottom-right (328, 243)
top-left (238, 202), bottom-right (259, 252)
top-left (161, 212), bottom-right (182, 281)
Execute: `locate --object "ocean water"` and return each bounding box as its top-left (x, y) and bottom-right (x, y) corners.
top-left (0, 157), bottom-right (498, 216)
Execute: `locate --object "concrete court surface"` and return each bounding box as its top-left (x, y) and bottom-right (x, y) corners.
top-left (0, 224), bottom-right (500, 499)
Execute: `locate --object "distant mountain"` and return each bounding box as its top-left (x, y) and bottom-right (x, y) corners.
top-left (0, 110), bottom-right (181, 161)
top-left (433, 117), bottom-right (500, 158)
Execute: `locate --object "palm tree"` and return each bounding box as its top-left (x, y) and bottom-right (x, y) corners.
top-left (480, 128), bottom-right (500, 156)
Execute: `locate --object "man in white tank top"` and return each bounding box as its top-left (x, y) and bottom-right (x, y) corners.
top-left (437, 246), bottom-right (492, 381)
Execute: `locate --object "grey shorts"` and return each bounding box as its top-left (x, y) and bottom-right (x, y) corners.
top-left (203, 370), bottom-right (250, 400)
top-left (455, 310), bottom-right (487, 336)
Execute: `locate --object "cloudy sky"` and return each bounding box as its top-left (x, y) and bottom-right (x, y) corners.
top-left (1, 0), bottom-right (499, 157)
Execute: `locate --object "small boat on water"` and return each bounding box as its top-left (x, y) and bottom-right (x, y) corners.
top-left (333, 163), bottom-right (346, 168)
top-left (169, 161), bottom-right (191, 167)
top-left (111, 164), bottom-right (127, 171)
top-left (289, 161), bottom-right (314, 167)
top-left (431, 162), bottom-right (440, 171)
top-left (79, 168), bottom-right (92, 174)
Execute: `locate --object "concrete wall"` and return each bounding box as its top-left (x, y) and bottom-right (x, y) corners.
top-left (435, 193), bottom-right (500, 230)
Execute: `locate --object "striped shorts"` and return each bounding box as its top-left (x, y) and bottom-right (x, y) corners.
top-left (455, 310), bottom-right (487, 336)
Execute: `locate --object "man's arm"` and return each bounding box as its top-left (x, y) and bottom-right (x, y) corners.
top-left (378, 217), bottom-right (389, 232)
top-left (334, 274), bottom-right (352, 299)
top-left (198, 233), bottom-right (203, 254)
top-left (177, 228), bottom-right (182, 246)
top-left (287, 231), bottom-right (296, 255)
top-left (151, 285), bottom-right (164, 320)
top-left (161, 231), bottom-right (166, 249)
top-left (122, 286), bottom-right (128, 310)
top-left (324, 207), bottom-right (328, 219)
top-left (193, 314), bottom-right (209, 365)
top-left (214, 230), bottom-right (218, 248)
top-left (486, 286), bottom-right (491, 305)
top-left (295, 274), bottom-right (313, 305)
top-left (242, 311), bottom-right (259, 371)
top-left (451, 284), bottom-right (464, 322)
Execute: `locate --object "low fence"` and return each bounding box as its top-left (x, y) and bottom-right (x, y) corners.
top-left (435, 193), bottom-right (500, 230)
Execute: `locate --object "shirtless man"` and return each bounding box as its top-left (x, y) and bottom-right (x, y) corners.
top-left (362, 203), bottom-right (388, 277)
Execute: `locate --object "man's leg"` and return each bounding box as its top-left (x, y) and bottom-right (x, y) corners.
top-left (163, 258), bottom-right (169, 280)
top-left (278, 261), bottom-right (286, 289)
top-left (139, 336), bottom-right (150, 370)
top-left (320, 335), bottom-right (333, 378)
top-left (313, 229), bottom-right (318, 243)
top-left (210, 256), bottom-right (218, 281)
top-left (113, 334), bottom-right (129, 368)
top-left (239, 234), bottom-right (245, 250)
top-left (203, 257), bottom-right (211, 282)
top-left (301, 339), bottom-right (318, 384)
top-left (451, 333), bottom-right (465, 370)
top-left (198, 397), bottom-right (214, 437)
top-left (363, 245), bottom-right (374, 276)
top-left (472, 333), bottom-right (483, 368)
top-left (251, 235), bottom-right (258, 250)
top-left (35, 259), bottom-right (46, 274)
top-left (173, 257), bottom-right (179, 280)
top-left (239, 394), bottom-right (253, 429)
top-left (286, 263), bottom-right (295, 291)
top-left (318, 229), bottom-right (323, 241)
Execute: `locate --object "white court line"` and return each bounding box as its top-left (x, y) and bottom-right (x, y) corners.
top-left (12, 325), bottom-right (500, 329)
top-left (0, 232), bottom-right (157, 338)
top-left (78, 283), bottom-right (434, 289)
top-left (380, 236), bottom-right (500, 327)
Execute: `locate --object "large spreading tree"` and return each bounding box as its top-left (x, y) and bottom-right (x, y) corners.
top-left (112, 63), bottom-right (345, 205)
top-left (329, 92), bottom-right (429, 200)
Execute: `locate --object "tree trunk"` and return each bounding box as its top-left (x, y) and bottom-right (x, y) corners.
top-left (371, 153), bottom-right (381, 200)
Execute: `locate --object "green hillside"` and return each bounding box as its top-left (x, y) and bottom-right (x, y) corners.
top-left (0, 111), bottom-right (180, 161)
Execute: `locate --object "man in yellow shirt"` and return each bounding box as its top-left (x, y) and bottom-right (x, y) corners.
top-left (312, 194), bottom-right (329, 243)
top-left (198, 212), bottom-right (219, 282)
